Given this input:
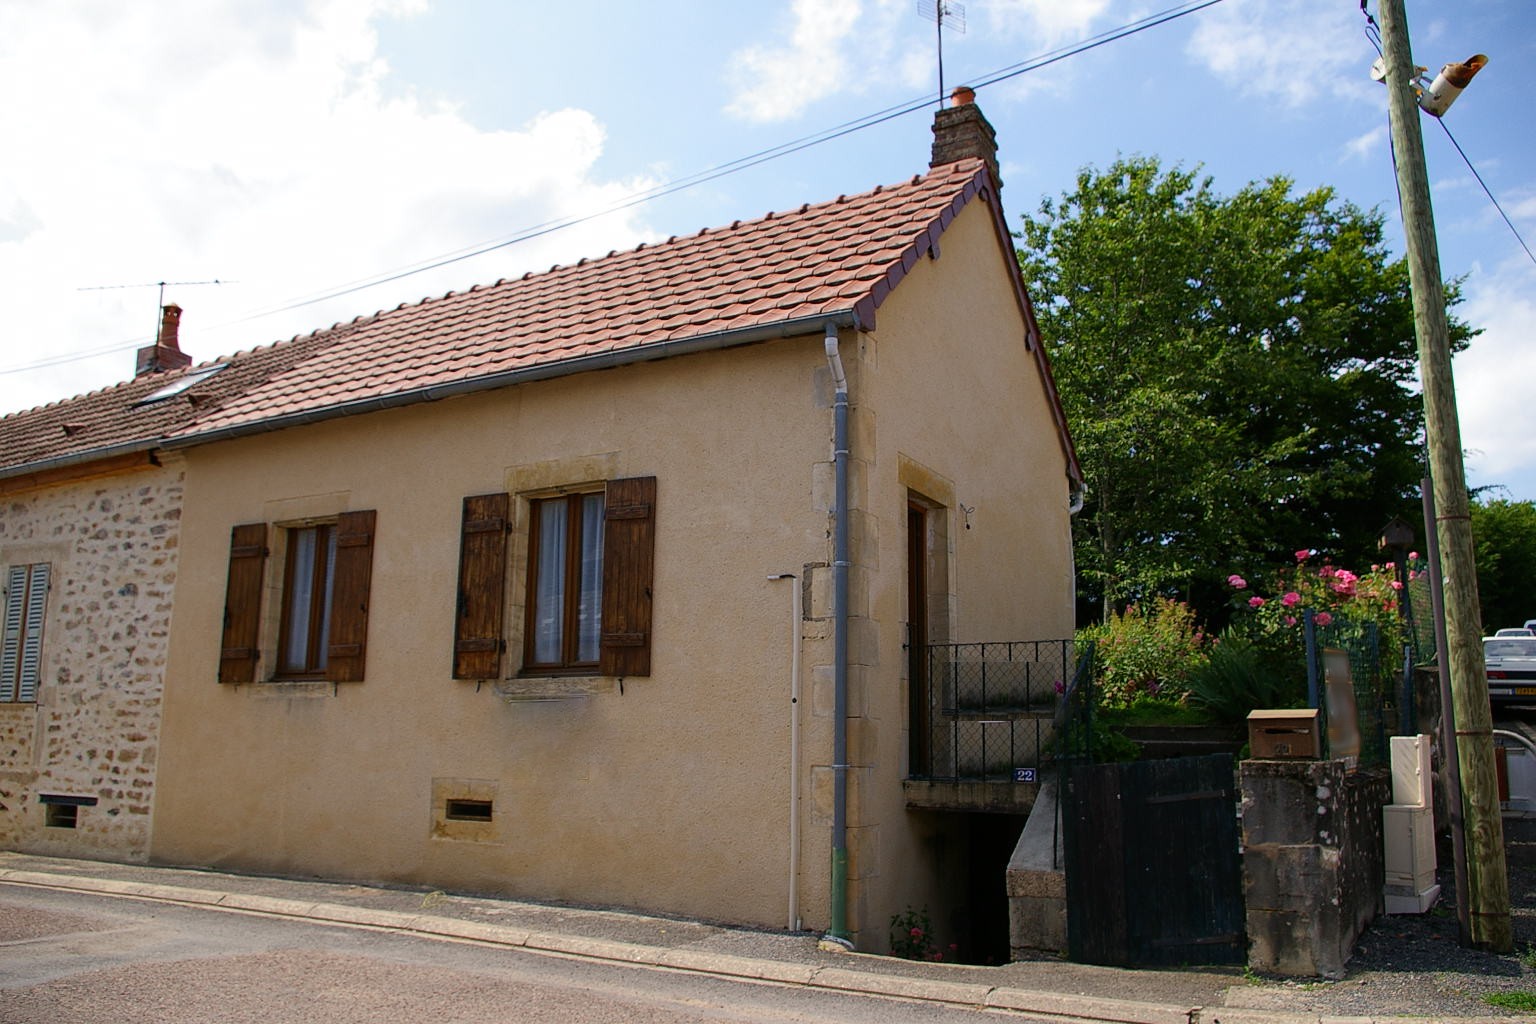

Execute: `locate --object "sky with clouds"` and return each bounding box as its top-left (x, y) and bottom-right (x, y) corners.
top-left (3, 0), bottom-right (1533, 506)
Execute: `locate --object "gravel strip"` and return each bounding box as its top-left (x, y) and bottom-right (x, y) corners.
top-left (1225, 817), bottom-right (1536, 1018)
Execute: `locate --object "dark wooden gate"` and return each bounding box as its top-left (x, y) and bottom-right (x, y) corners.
top-left (1062, 753), bottom-right (1246, 966)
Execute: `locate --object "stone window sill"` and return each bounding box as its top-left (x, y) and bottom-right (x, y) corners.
top-left (494, 676), bottom-right (611, 701)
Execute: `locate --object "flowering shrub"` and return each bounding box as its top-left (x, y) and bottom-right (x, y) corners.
top-left (1189, 549), bottom-right (1422, 724)
top-left (1076, 597), bottom-right (1209, 708)
top-left (888, 906), bottom-right (957, 961)
top-left (1225, 549), bottom-right (1416, 650)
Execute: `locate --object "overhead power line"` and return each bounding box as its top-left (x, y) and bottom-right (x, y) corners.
top-left (11, 1), bottom-right (1224, 378)
top-left (1436, 119), bottom-right (1536, 269)
top-left (226, 0), bottom-right (1228, 323)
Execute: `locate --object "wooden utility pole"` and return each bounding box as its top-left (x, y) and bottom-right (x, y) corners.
top-left (1377, 0), bottom-right (1510, 952)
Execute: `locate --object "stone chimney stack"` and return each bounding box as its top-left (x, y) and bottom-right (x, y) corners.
top-left (930, 85), bottom-right (1001, 190)
top-left (135, 304), bottom-right (192, 377)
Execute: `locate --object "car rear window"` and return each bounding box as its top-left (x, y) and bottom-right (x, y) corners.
top-left (1486, 639), bottom-right (1536, 657)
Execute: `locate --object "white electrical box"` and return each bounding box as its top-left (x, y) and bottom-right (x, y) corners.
top-left (1390, 734), bottom-right (1432, 807)
top-left (1505, 745), bottom-right (1536, 815)
top-left (1383, 803), bottom-right (1436, 892)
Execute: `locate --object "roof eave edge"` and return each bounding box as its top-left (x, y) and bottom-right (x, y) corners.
top-left (0, 439), bottom-right (162, 486)
top-left (163, 310), bottom-right (862, 452)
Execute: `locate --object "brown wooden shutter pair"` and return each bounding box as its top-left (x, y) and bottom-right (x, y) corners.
top-left (450, 476), bottom-right (656, 680)
top-left (599, 476), bottom-right (656, 678)
top-left (217, 510), bottom-right (377, 683)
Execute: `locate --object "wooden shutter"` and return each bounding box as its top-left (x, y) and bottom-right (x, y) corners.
top-left (15, 563), bottom-right (48, 702)
top-left (0, 565), bottom-right (22, 701)
top-left (453, 493), bottom-right (510, 679)
top-left (219, 523), bottom-right (268, 683)
top-left (599, 476), bottom-right (656, 677)
top-left (326, 509), bottom-right (376, 683)
top-left (1, 563), bottom-right (46, 701)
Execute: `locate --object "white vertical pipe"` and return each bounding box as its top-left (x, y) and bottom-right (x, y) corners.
top-left (769, 572), bottom-right (803, 931)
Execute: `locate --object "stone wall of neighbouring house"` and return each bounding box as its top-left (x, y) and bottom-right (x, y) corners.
top-left (0, 463), bottom-right (183, 860)
top-left (1241, 758), bottom-right (1391, 978)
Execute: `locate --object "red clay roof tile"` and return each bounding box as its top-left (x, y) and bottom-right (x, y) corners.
top-left (149, 159), bottom-right (991, 438)
top-left (4, 157), bottom-right (1078, 489)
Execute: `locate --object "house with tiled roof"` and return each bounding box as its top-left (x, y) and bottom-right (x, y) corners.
top-left (0, 308), bottom-right (325, 859)
top-left (6, 93), bottom-right (1082, 957)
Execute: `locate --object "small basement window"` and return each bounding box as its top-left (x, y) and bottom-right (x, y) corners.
top-left (40, 793), bottom-right (97, 829)
top-left (444, 798), bottom-right (493, 822)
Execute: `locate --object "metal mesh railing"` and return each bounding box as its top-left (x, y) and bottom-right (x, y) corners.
top-left (1305, 613), bottom-right (1390, 767)
top-left (912, 639), bottom-right (1083, 782)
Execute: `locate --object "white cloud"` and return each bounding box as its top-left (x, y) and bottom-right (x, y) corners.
top-left (1343, 125), bottom-right (1388, 162)
top-left (723, 0), bottom-right (932, 122)
top-left (1509, 192), bottom-right (1536, 222)
top-left (0, 0), bottom-right (658, 415)
top-left (724, 0), bottom-right (865, 122)
top-left (984, 0), bottom-right (1111, 46)
top-left (1185, 0), bottom-right (1374, 109)
top-left (1455, 257), bottom-right (1536, 498)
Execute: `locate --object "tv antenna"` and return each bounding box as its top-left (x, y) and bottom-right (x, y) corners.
top-left (917, 0), bottom-right (966, 106)
top-left (77, 278), bottom-right (232, 340)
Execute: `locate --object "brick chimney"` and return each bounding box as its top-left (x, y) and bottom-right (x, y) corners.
top-left (930, 85), bottom-right (1001, 190)
top-left (135, 304), bottom-right (192, 377)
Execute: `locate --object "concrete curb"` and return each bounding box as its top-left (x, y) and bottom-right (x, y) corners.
top-left (0, 868), bottom-right (1506, 1024)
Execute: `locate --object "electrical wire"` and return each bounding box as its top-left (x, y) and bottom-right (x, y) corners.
top-left (7, 0), bottom-right (1228, 376)
top-left (223, 0), bottom-right (1229, 323)
top-left (1436, 118), bottom-right (1536, 269)
top-left (1361, 0), bottom-right (1534, 270)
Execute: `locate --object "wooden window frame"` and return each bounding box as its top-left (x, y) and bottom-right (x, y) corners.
top-left (455, 477), bottom-right (654, 681)
top-left (276, 522), bottom-right (337, 679)
top-left (522, 490), bottom-right (606, 675)
top-left (218, 510), bottom-right (375, 685)
top-left (451, 477), bottom-right (654, 682)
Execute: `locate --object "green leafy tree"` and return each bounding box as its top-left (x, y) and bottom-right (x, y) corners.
top-left (1017, 157), bottom-right (1471, 620)
top-left (1471, 498), bottom-right (1536, 632)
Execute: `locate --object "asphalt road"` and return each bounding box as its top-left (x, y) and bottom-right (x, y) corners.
top-left (0, 885), bottom-right (1054, 1024)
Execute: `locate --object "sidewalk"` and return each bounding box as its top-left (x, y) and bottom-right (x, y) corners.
top-left (0, 847), bottom-right (1530, 1024)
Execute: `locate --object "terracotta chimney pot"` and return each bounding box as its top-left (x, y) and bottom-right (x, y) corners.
top-left (135, 303), bottom-right (193, 377)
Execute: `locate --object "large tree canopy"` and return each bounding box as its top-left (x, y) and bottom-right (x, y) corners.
top-left (1471, 498), bottom-right (1536, 633)
top-left (1017, 157), bottom-right (1471, 621)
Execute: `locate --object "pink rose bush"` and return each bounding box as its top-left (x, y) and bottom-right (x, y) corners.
top-left (1075, 549), bottom-right (1425, 722)
top-left (1223, 549), bottom-right (1417, 651)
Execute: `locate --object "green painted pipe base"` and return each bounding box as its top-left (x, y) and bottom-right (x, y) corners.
top-left (826, 846), bottom-right (851, 943)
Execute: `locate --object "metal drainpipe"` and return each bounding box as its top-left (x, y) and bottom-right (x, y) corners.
top-left (823, 323), bottom-right (853, 947)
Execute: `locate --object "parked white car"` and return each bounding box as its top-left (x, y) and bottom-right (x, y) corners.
top-left (1485, 635), bottom-right (1536, 705)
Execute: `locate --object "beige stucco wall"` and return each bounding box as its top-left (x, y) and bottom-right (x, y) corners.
top-left (832, 194), bottom-right (1077, 950)
top-left (0, 461), bottom-right (184, 859)
top-left (150, 191), bottom-right (1075, 950)
top-left (153, 336), bottom-right (843, 930)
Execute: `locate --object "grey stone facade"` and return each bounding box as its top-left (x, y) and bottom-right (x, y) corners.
top-left (0, 463), bottom-right (183, 860)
